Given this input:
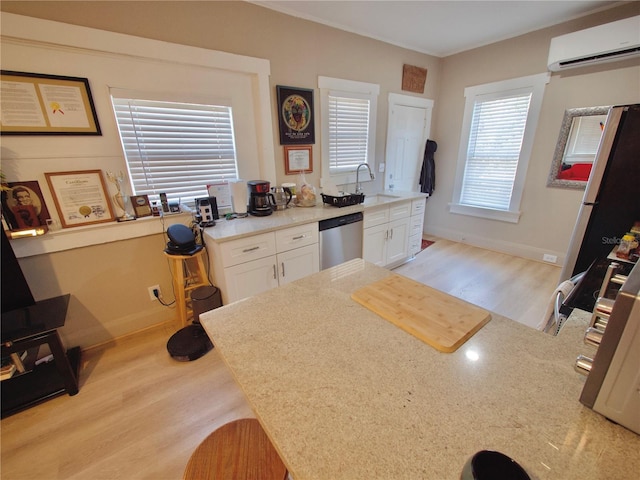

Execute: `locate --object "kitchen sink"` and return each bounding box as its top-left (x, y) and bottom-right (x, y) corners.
top-left (363, 193), bottom-right (401, 205)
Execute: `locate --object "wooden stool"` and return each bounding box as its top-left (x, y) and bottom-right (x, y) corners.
top-left (164, 249), bottom-right (210, 328)
top-left (183, 418), bottom-right (288, 480)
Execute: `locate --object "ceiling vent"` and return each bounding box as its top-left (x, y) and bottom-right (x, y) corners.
top-left (548, 15), bottom-right (640, 72)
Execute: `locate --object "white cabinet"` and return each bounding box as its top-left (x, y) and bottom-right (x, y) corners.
top-left (224, 255), bottom-right (279, 302)
top-left (207, 223), bottom-right (319, 304)
top-left (276, 244), bottom-right (319, 286)
top-left (408, 197), bottom-right (426, 257)
top-left (363, 200), bottom-right (411, 268)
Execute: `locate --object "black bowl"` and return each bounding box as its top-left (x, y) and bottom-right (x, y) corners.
top-left (461, 450), bottom-right (530, 480)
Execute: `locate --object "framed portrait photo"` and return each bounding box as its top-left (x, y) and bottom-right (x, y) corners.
top-left (276, 85), bottom-right (315, 145)
top-left (1, 180), bottom-right (51, 233)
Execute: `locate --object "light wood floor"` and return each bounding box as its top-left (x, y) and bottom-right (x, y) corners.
top-left (394, 237), bottom-right (562, 329)
top-left (0, 238), bottom-right (561, 480)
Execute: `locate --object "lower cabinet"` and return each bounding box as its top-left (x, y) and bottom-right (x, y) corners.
top-left (363, 200), bottom-right (412, 268)
top-left (408, 197), bottom-right (426, 257)
top-left (207, 223), bottom-right (319, 304)
top-left (276, 243), bottom-right (319, 286)
top-left (222, 255), bottom-right (279, 302)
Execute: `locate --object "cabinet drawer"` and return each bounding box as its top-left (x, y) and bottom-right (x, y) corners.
top-left (363, 207), bottom-right (390, 229)
top-left (411, 198), bottom-right (425, 216)
top-left (389, 201), bottom-right (411, 222)
top-left (276, 223), bottom-right (319, 252)
top-left (219, 232), bottom-right (276, 268)
top-left (409, 215), bottom-right (423, 238)
top-left (408, 233), bottom-right (422, 257)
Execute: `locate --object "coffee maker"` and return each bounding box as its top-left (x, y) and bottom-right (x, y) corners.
top-left (247, 180), bottom-right (275, 216)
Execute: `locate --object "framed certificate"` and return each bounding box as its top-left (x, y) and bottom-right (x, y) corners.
top-left (1, 70), bottom-right (101, 135)
top-left (284, 145), bottom-right (313, 174)
top-left (45, 170), bottom-right (115, 228)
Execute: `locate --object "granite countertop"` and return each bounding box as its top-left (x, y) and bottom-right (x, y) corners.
top-left (200, 259), bottom-right (640, 479)
top-left (202, 190), bottom-right (426, 243)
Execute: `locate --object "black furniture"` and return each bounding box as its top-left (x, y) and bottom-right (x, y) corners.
top-left (1, 294), bottom-right (81, 418)
top-left (561, 257), bottom-right (635, 316)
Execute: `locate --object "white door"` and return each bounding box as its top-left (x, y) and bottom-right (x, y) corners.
top-left (385, 94), bottom-right (433, 192)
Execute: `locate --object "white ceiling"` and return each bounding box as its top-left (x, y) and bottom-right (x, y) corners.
top-left (253, 1), bottom-right (618, 57)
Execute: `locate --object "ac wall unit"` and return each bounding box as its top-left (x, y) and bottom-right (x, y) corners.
top-left (548, 15), bottom-right (640, 72)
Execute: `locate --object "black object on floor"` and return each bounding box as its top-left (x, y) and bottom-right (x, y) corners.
top-left (167, 324), bottom-right (213, 362)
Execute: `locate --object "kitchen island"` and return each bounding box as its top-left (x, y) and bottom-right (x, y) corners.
top-left (200, 259), bottom-right (639, 479)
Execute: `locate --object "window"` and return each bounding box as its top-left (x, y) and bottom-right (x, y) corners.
top-left (319, 77), bottom-right (379, 185)
top-left (450, 73), bottom-right (550, 223)
top-left (111, 92), bottom-right (238, 205)
top-left (563, 114), bottom-right (606, 166)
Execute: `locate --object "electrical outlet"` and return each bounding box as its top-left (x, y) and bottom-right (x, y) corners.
top-left (148, 285), bottom-right (161, 301)
top-left (543, 254), bottom-right (558, 264)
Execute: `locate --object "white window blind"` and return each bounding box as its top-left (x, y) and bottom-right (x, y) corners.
top-left (564, 115), bottom-right (606, 165)
top-left (111, 97), bottom-right (238, 205)
top-left (460, 93), bottom-right (531, 210)
top-left (328, 94), bottom-right (370, 173)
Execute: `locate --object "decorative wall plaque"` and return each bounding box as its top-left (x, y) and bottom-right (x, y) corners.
top-left (402, 65), bottom-right (427, 94)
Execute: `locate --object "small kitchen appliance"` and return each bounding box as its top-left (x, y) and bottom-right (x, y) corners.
top-left (248, 180), bottom-right (275, 216)
top-left (230, 179), bottom-right (248, 215)
top-left (196, 197), bottom-right (217, 227)
top-left (164, 224), bottom-right (203, 255)
top-left (271, 186), bottom-right (292, 210)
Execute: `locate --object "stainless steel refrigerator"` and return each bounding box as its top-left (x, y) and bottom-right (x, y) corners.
top-left (560, 103), bottom-right (640, 282)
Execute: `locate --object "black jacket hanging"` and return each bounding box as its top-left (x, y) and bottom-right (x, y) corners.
top-left (419, 139), bottom-right (437, 196)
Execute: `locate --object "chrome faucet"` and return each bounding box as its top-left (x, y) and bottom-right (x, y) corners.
top-left (355, 163), bottom-right (374, 194)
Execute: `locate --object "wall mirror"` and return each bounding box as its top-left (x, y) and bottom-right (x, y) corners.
top-left (547, 106), bottom-right (609, 189)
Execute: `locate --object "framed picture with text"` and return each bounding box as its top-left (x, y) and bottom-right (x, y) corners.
top-left (45, 170), bottom-right (115, 228)
top-left (0, 70), bottom-right (101, 135)
top-left (276, 85), bottom-right (315, 145)
top-left (284, 145), bottom-right (313, 174)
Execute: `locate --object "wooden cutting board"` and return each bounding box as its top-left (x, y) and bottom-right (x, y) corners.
top-left (351, 274), bottom-right (491, 353)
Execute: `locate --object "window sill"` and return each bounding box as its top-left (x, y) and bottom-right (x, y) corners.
top-left (10, 213), bottom-right (191, 259)
top-left (448, 203), bottom-right (520, 223)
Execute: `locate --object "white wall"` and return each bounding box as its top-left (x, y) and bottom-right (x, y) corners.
top-left (427, 6), bottom-right (640, 266)
top-left (0, 5), bottom-right (439, 349)
top-left (0, 13), bottom-right (274, 348)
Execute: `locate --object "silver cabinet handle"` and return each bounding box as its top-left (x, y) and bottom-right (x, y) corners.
top-left (273, 264), bottom-right (277, 279)
top-left (292, 234), bottom-right (305, 240)
top-left (281, 262), bottom-right (285, 277)
top-left (390, 228), bottom-right (394, 239)
top-left (243, 246), bottom-right (260, 253)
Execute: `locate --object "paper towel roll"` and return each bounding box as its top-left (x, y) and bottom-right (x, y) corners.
top-left (230, 180), bottom-right (248, 214)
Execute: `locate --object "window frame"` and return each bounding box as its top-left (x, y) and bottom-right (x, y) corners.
top-left (450, 73), bottom-right (550, 223)
top-left (318, 76), bottom-right (379, 186)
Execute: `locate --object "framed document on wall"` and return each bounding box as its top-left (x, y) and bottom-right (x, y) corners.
top-left (45, 170), bottom-right (115, 228)
top-left (0, 70), bottom-right (101, 135)
top-left (284, 145), bottom-right (313, 174)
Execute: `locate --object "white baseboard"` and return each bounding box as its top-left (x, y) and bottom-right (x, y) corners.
top-left (424, 226), bottom-right (565, 266)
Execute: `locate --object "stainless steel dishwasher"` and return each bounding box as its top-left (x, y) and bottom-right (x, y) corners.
top-left (318, 212), bottom-right (363, 270)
